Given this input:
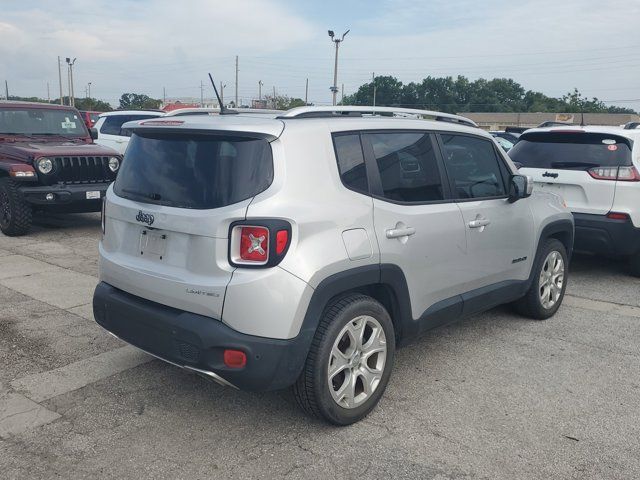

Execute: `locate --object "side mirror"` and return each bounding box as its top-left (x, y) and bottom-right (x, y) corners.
top-left (508, 174), bottom-right (533, 203)
top-left (89, 128), bottom-right (99, 140)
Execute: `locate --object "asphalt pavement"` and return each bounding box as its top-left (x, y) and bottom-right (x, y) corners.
top-left (1, 212), bottom-right (639, 479)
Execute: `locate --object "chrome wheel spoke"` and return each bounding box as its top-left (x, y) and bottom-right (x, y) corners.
top-left (327, 315), bottom-right (388, 410)
top-left (539, 250), bottom-right (565, 309)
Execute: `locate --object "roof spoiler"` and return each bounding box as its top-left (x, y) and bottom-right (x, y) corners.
top-left (277, 106), bottom-right (478, 128)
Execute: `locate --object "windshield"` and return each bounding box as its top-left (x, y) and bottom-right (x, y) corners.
top-left (509, 132), bottom-right (633, 170)
top-left (114, 132), bottom-right (274, 209)
top-left (0, 108), bottom-right (88, 136)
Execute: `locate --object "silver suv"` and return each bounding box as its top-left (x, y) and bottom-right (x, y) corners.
top-left (92, 106), bottom-right (574, 425)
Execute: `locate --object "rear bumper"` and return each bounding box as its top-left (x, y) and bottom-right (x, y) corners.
top-left (92, 282), bottom-right (312, 391)
top-left (573, 213), bottom-right (640, 257)
top-left (18, 182), bottom-right (109, 211)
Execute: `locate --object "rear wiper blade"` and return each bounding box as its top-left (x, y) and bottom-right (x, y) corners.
top-left (121, 188), bottom-right (162, 201)
top-left (550, 161), bottom-right (598, 168)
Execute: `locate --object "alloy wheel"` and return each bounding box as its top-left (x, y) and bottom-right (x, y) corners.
top-left (539, 251), bottom-right (564, 309)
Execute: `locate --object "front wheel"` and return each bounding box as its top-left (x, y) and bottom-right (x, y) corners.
top-left (0, 178), bottom-right (32, 236)
top-left (293, 294), bottom-right (395, 425)
top-left (514, 238), bottom-right (568, 320)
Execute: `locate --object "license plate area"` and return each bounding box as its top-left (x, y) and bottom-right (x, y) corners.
top-left (86, 191), bottom-right (100, 199)
top-left (139, 230), bottom-right (167, 259)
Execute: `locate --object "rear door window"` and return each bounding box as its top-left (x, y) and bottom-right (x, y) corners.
top-left (114, 133), bottom-right (273, 209)
top-left (509, 132), bottom-right (633, 170)
top-left (365, 131), bottom-right (445, 203)
top-left (440, 134), bottom-right (508, 200)
top-left (333, 133), bottom-right (369, 194)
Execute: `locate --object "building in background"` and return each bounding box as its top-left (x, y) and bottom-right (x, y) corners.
top-left (460, 112), bottom-right (640, 130)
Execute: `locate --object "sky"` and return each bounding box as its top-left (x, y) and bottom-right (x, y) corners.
top-left (1, 0), bottom-right (639, 109)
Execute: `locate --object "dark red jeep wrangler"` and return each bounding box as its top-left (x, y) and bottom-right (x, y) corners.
top-left (0, 101), bottom-right (121, 236)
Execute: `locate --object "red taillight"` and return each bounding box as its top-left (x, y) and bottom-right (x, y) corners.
top-left (223, 349), bottom-right (247, 368)
top-left (238, 226), bottom-right (269, 263)
top-left (276, 230), bottom-right (289, 255)
top-left (589, 166), bottom-right (640, 181)
top-left (607, 212), bottom-right (630, 221)
top-left (616, 166), bottom-right (640, 182)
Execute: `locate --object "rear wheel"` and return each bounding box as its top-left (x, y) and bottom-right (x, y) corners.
top-left (0, 178), bottom-right (32, 236)
top-left (514, 238), bottom-right (568, 320)
top-left (630, 253), bottom-right (640, 278)
top-left (293, 294), bottom-right (395, 425)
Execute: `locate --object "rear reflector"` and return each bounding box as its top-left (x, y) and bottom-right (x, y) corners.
top-left (607, 212), bottom-right (630, 221)
top-left (223, 349), bottom-right (247, 368)
top-left (276, 230), bottom-right (289, 255)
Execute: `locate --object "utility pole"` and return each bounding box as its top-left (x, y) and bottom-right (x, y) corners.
top-left (341, 83), bottom-right (344, 104)
top-left (372, 72), bottom-right (376, 107)
top-left (272, 86), bottom-right (276, 109)
top-left (163, 87), bottom-right (166, 106)
top-left (220, 82), bottom-right (225, 107)
top-left (258, 80), bottom-right (263, 101)
top-left (47, 82), bottom-right (50, 102)
top-left (57, 56), bottom-right (63, 105)
top-left (4, 80), bottom-right (8, 100)
top-left (88, 82), bottom-right (91, 99)
top-left (305, 78), bottom-right (309, 105)
top-left (66, 57), bottom-right (76, 106)
top-left (235, 55), bottom-right (239, 107)
top-left (200, 80), bottom-right (204, 107)
top-left (328, 29), bottom-right (349, 106)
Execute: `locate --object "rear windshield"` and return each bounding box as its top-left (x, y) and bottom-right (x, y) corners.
top-left (0, 107), bottom-right (87, 136)
top-left (509, 132), bottom-right (633, 170)
top-left (114, 132), bottom-right (273, 209)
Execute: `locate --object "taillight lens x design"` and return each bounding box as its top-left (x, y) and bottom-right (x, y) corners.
top-left (229, 221), bottom-right (291, 267)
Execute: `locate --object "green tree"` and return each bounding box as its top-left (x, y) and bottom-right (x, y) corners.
top-left (73, 97), bottom-right (112, 111)
top-left (118, 93), bottom-right (162, 110)
top-left (265, 94), bottom-right (306, 110)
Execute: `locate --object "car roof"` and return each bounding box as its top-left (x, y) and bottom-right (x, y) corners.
top-left (522, 125), bottom-right (640, 141)
top-left (98, 110), bottom-right (163, 118)
top-left (0, 100), bottom-right (78, 111)
top-left (122, 111), bottom-right (492, 142)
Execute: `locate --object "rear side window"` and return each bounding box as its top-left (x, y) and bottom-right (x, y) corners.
top-left (366, 132), bottom-right (444, 203)
top-left (333, 134), bottom-right (368, 194)
top-left (114, 133), bottom-right (273, 209)
top-left (509, 132), bottom-right (633, 170)
top-left (440, 134), bottom-right (508, 199)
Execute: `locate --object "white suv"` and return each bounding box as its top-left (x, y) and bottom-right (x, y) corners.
top-left (93, 110), bottom-right (163, 154)
top-left (92, 106), bottom-right (574, 424)
top-left (509, 125), bottom-right (640, 276)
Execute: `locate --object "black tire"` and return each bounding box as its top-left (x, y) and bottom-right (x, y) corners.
top-left (0, 178), bottom-right (32, 236)
top-left (293, 294), bottom-right (395, 425)
top-left (630, 253), bottom-right (640, 278)
top-left (514, 238), bottom-right (568, 320)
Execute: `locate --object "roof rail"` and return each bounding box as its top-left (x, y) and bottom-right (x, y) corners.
top-left (277, 106), bottom-right (478, 128)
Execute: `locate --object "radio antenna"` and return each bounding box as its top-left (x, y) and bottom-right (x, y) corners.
top-left (208, 73), bottom-right (235, 115)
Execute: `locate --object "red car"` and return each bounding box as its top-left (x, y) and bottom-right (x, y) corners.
top-left (78, 110), bottom-right (102, 128)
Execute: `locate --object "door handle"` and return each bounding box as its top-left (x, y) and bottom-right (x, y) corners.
top-left (468, 218), bottom-right (491, 229)
top-left (386, 226), bottom-right (416, 239)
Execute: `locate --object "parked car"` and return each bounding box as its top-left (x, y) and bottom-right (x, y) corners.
top-left (93, 106), bottom-right (573, 424)
top-left (93, 110), bottom-right (163, 154)
top-left (78, 110), bottom-right (102, 129)
top-left (491, 133), bottom-right (515, 152)
top-left (0, 101), bottom-right (121, 236)
top-left (509, 126), bottom-right (640, 276)
top-left (163, 107), bottom-right (284, 117)
top-left (490, 130), bottom-right (521, 144)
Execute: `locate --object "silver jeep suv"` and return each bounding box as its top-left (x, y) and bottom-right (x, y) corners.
top-left (93, 106), bottom-right (574, 425)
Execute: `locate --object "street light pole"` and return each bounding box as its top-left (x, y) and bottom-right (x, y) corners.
top-left (328, 29), bottom-right (349, 106)
top-left (258, 80), bottom-right (263, 101)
